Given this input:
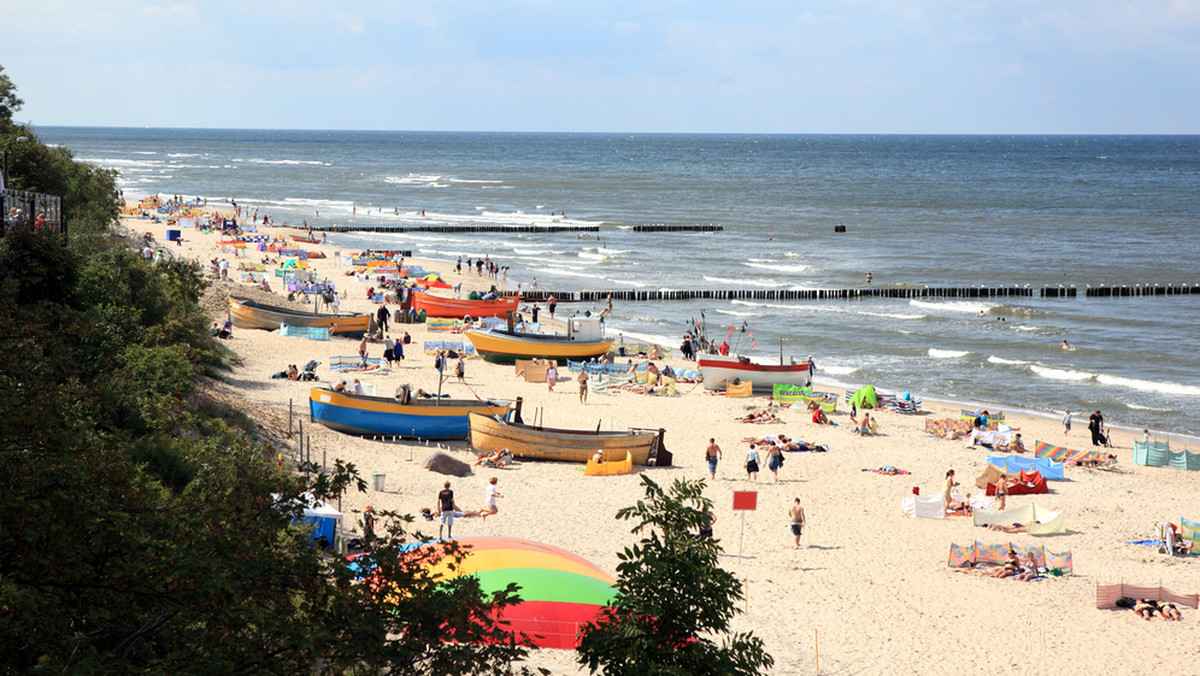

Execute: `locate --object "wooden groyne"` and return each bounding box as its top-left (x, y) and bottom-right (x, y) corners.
top-left (632, 224), bottom-right (723, 232)
top-left (1084, 284), bottom-right (1200, 298)
top-left (511, 286), bottom-right (1096, 302)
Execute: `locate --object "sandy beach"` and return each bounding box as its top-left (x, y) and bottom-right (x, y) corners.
top-left (128, 206), bottom-right (1200, 675)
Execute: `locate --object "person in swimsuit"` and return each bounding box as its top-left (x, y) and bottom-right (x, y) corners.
top-left (995, 473), bottom-right (1009, 510)
top-left (943, 470), bottom-right (967, 511)
top-left (705, 439), bottom-right (722, 480)
top-left (788, 498), bottom-right (806, 549)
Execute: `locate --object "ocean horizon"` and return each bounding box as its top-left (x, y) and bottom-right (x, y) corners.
top-left (41, 126), bottom-right (1200, 439)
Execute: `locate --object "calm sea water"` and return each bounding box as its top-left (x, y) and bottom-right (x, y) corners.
top-left (42, 128), bottom-right (1200, 438)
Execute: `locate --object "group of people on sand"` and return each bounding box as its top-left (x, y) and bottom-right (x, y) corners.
top-left (425, 478), bottom-right (504, 539)
top-left (957, 549), bottom-right (1043, 581)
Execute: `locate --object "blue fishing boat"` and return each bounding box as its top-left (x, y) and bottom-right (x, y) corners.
top-left (309, 387), bottom-right (513, 440)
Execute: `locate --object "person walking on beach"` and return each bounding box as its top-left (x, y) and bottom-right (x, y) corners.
top-left (705, 438), bottom-right (722, 480)
top-left (1063, 409), bottom-right (1072, 436)
top-left (546, 362), bottom-right (558, 391)
top-left (765, 442), bottom-right (784, 482)
top-left (789, 498), bottom-right (806, 549)
top-left (578, 370), bottom-right (589, 404)
top-left (745, 443), bottom-right (761, 482)
top-left (548, 294), bottom-right (557, 320)
top-left (806, 355), bottom-right (815, 387)
top-left (455, 357), bottom-right (466, 384)
top-left (437, 481), bottom-right (459, 539)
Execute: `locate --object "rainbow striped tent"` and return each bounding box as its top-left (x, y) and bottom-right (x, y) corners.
top-left (356, 536), bottom-right (615, 649)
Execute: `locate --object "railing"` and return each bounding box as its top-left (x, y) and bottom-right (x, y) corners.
top-left (1, 188), bottom-right (63, 235)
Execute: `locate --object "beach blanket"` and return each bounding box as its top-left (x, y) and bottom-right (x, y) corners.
top-left (948, 542), bottom-right (1073, 573)
top-left (1096, 583), bottom-right (1199, 610)
top-left (865, 466), bottom-right (910, 475)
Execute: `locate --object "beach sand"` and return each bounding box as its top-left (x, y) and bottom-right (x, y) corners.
top-left (127, 209), bottom-right (1200, 674)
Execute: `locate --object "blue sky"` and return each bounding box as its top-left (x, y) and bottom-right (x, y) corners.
top-left (4, 1), bottom-right (1198, 133)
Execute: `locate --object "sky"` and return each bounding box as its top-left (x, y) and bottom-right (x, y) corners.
top-left (3, 1), bottom-right (1199, 133)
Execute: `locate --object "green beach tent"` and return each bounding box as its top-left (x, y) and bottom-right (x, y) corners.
top-left (849, 384), bottom-right (879, 410)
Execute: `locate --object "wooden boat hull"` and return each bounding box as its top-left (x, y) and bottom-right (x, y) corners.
top-left (468, 412), bottom-right (662, 465)
top-left (310, 388), bottom-right (512, 440)
top-left (229, 297), bottom-right (371, 337)
top-left (585, 451), bottom-right (633, 476)
top-left (465, 329), bottom-right (614, 364)
top-left (411, 292), bottom-right (520, 319)
top-left (291, 235), bottom-right (321, 244)
top-left (698, 354), bottom-right (810, 393)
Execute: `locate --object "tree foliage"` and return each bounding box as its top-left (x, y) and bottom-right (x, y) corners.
top-left (0, 75), bottom-right (535, 673)
top-left (576, 476), bottom-right (774, 676)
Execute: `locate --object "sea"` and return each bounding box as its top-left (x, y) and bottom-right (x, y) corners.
top-left (40, 128), bottom-right (1200, 439)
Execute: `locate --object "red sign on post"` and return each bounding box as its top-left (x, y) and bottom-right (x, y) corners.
top-left (732, 491), bottom-right (758, 511)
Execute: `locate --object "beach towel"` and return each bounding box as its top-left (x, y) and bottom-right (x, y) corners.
top-left (865, 466), bottom-right (910, 475)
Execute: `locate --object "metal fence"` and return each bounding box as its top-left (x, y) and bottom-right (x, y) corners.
top-left (1, 188), bottom-right (64, 235)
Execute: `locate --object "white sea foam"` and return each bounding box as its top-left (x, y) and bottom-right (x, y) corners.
top-left (167, 152), bottom-right (200, 157)
top-left (1125, 402), bottom-right (1175, 412)
top-left (448, 178), bottom-right (503, 184)
top-left (237, 158), bottom-right (330, 166)
top-left (1096, 374), bottom-right (1200, 397)
top-left (928, 348), bottom-right (969, 358)
top-left (715, 309), bottom-right (760, 318)
top-left (910, 300), bottom-right (997, 314)
top-left (860, 311), bottom-right (926, 320)
top-left (1030, 365), bottom-right (1094, 382)
top-left (987, 356), bottom-right (1030, 365)
top-left (730, 300), bottom-right (807, 313)
top-left (133, 151), bottom-right (157, 155)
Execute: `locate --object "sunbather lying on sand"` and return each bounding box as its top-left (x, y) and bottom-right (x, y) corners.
top-left (739, 410), bottom-right (780, 423)
top-left (987, 522), bottom-right (1028, 534)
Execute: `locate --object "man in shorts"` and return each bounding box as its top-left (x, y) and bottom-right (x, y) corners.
top-left (789, 497), bottom-right (806, 549)
top-left (437, 481), bottom-right (460, 539)
top-left (705, 438), bottom-right (722, 480)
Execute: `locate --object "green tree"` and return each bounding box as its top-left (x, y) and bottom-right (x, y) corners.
top-left (576, 476), bottom-right (773, 676)
top-left (0, 64), bottom-right (21, 132)
top-left (0, 216), bottom-right (533, 675)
